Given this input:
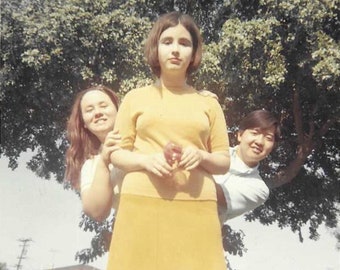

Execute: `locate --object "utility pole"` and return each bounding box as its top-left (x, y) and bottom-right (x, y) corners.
top-left (15, 238), bottom-right (32, 270)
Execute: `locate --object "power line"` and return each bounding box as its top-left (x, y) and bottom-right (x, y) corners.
top-left (15, 238), bottom-right (32, 270)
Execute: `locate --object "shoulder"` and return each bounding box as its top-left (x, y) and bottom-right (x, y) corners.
top-left (121, 85), bottom-right (156, 105)
top-left (80, 156), bottom-right (97, 191)
top-left (124, 85), bottom-right (154, 97)
top-left (197, 89), bottom-right (219, 100)
top-left (198, 92), bottom-right (223, 110)
top-left (191, 89), bottom-right (220, 108)
top-left (120, 85), bottom-right (157, 111)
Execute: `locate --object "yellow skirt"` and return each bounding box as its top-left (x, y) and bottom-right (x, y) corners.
top-left (106, 194), bottom-right (226, 270)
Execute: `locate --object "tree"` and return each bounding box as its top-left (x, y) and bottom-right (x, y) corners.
top-left (1, 0), bottom-right (153, 263)
top-left (1, 0), bottom-right (154, 179)
top-left (1, 0), bottom-right (339, 265)
top-left (195, 0), bottom-right (340, 242)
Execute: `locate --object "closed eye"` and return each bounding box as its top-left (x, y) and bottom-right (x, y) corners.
top-left (250, 130), bottom-right (259, 135)
top-left (85, 106), bottom-right (94, 113)
top-left (160, 37), bottom-right (173, 45)
top-left (179, 38), bottom-right (192, 47)
top-left (265, 135), bottom-right (274, 141)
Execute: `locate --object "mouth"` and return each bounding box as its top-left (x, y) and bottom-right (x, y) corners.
top-left (169, 58), bottom-right (181, 64)
top-left (94, 118), bottom-right (107, 124)
top-left (251, 146), bottom-right (263, 154)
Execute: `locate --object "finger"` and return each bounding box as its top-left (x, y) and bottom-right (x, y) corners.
top-left (151, 167), bottom-right (163, 177)
top-left (183, 154), bottom-right (200, 169)
top-left (178, 154), bottom-right (192, 167)
top-left (155, 163), bottom-right (173, 177)
top-left (105, 137), bottom-right (121, 145)
top-left (107, 130), bottom-right (118, 136)
top-left (157, 154), bottom-right (173, 170)
top-left (184, 161), bottom-right (199, 171)
top-left (112, 135), bottom-right (122, 140)
top-left (107, 131), bottom-right (121, 139)
top-left (162, 161), bottom-right (174, 172)
top-left (180, 153), bottom-right (200, 169)
top-left (107, 145), bottom-right (121, 152)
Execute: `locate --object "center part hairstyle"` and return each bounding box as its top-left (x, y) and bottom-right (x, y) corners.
top-left (239, 109), bottom-right (281, 142)
top-left (144, 11), bottom-right (203, 78)
top-left (64, 85), bottom-right (119, 189)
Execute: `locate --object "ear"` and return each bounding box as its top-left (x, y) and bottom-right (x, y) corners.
top-left (237, 131), bottom-right (242, 143)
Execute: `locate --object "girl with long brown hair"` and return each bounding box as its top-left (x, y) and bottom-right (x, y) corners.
top-left (65, 85), bottom-right (122, 221)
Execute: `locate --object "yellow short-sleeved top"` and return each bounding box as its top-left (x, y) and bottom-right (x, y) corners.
top-left (115, 84), bottom-right (229, 201)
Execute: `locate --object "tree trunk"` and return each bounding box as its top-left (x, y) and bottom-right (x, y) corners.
top-left (268, 88), bottom-right (334, 189)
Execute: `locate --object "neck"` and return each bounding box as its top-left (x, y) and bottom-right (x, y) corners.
top-left (97, 134), bottom-right (106, 145)
top-left (235, 146), bottom-right (259, 168)
top-left (157, 76), bottom-right (189, 91)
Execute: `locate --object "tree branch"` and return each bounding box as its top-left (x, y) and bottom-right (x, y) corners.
top-left (268, 89), bottom-right (335, 189)
top-left (293, 86), bottom-right (304, 144)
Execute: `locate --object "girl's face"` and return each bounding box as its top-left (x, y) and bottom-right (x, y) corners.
top-left (80, 90), bottom-right (117, 142)
top-left (236, 126), bottom-right (276, 167)
top-left (158, 23), bottom-right (193, 75)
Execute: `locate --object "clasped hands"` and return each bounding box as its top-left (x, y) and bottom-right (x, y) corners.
top-left (143, 145), bottom-right (203, 178)
top-left (100, 130), bottom-right (122, 166)
top-left (100, 131), bottom-right (203, 178)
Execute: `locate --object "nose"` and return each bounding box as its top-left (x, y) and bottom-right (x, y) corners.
top-left (94, 107), bottom-right (103, 117)
top-left (171, 42), bottom-right (180, 55)
top-left (254, 134), bottom-right (265, 145)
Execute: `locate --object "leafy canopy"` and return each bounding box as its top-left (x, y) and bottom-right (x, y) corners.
top-left (1, 0), bottom-right (339, 265)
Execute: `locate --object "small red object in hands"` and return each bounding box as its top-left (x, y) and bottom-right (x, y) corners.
top-left (163, 142), bottom-right (182, 167)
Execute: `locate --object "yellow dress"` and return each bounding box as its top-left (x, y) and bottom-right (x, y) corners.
top-left (107, 84), bottom-right (229, 270)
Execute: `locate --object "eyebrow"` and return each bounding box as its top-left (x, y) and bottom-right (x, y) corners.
top-left (179, 37), bottom-right (192, 45)
top-left (83, 101), bottom-right (108, 108)
top-left (159, 36), bottom-right (192, 44)
top-left (251, 128), bottom-right (274, 135)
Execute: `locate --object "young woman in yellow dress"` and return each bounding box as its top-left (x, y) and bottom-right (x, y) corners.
top-left (108, 12), bottom-right (230, 270)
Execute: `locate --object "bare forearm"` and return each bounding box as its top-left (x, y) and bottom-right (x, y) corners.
top-left (199, 150), bottom-right (230, 175)
top-left (81, 158), bottom-right (113, 222)
top-left (110, 149), bottom-right (147, 172)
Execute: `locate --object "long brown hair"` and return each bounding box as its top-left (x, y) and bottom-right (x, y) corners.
top-left (64, 85), bottom-right (119, 189)
top-left (144, 11), bottom-right (203, 78)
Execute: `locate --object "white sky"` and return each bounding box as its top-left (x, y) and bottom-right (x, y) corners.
top-left (0, 152), bottom-right (339, 270)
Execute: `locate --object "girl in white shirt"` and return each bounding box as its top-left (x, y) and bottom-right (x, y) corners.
top-left (64, 85), bottom-right (122, 222)
top-left (214, 109), bottom-right (281, 222)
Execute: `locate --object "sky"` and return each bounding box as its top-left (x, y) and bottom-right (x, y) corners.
top-left (0, 152), bottom-right (339, 270)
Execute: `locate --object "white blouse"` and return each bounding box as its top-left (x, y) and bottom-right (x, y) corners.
top-left (80, 155), bottom-right (124, 209)
top-left (214, 146), bottom-right (270, 223)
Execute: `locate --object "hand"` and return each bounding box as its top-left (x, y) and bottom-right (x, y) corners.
top-left (163, 142), bottom-right (182, 167)
top-left (100, 130), bottom-right (121, 165)
top-left (143, 153), bottom-right (174, 178)
top-left (178, 146), bottom-right (204, 171)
